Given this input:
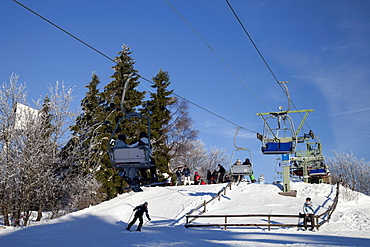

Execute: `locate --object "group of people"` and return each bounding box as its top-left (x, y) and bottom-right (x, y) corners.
top-left (175, 165), bottom-right (191, 185)
top-left (206, 164), bottom-right (228, 184)
top-left (175, 164), bottom-right (227, 186)
top-left (114, 131), bottom-right (149, 148)
top-left (232, 158), bottom-right (257, 183)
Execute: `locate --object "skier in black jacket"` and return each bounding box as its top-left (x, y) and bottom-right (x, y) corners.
top-left (126, 202), bottom-right (151, 232)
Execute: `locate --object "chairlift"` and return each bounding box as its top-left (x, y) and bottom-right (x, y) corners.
top-left (256, 81), bottom-right (314, 155)
top-left (108, 112), bottom-right (156, 189)
top-left (106, 74), bottom-right (157, 190)
top-left (290, 137), bottom-right (330, 184)
top-left (229, 127), bottom-right (255, 184)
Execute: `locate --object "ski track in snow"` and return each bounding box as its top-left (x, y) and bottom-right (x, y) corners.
top-left (0, 182), bottom-right (369, 247)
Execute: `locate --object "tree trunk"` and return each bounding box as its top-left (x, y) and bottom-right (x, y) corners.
top-left (2, 207), bottom-right (10, 226)
top-left (36, 206), bottom-right (43, 221)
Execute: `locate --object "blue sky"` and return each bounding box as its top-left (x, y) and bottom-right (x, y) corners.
top-left (1, 0), bottom-right (369, 182)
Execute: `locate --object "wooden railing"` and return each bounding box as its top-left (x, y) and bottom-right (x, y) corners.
top-left (186, 182), bottom-right (232, 224)
top-left (186, 214), bottom-right (320, 231)
top-left (315, 180), bottom-right (340, 227)
top-left (185, 181), bottom-right (341, 231)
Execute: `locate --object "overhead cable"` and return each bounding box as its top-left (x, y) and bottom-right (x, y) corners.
top-left (225, 0), bottom-right (312, 130)
top-left (13, 0), bottom-right (255, 133)
top-left (165, 0), bottom-right (272, 112)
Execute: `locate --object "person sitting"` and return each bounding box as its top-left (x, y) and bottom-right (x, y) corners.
top-left (242, 158), bottom-right (252, 166)
top-left (224, 175), bottom-right (231, 183)
top-left (242, 158), bottom-right (256, 183)
top-left (210, 170), bottom-right (218, 184)
top-left (303, 197), bottom-right (315, 231)
top-left (114, 134), bottom-right (127, 148)
top-left (128, 131), bottom-right (149, 147)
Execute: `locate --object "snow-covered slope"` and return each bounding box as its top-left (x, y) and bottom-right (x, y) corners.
top-left (0, 182), bottom-right (369, 247)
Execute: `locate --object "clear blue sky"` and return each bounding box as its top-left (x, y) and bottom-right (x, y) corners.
top-left (1, 0), bottom-right (369, 182)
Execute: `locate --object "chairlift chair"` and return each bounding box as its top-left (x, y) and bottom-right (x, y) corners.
top-left (108, 112), bottom-right (155, 187)
top-left (229, 128), bottom-right (255, 184)
top-left (256, 109), bottom-right (314, 155)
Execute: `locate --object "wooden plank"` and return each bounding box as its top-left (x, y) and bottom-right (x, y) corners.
top-left (187, 214), bottom-right (301, 218)
top-left (185, 223), bottom-right (302, 228)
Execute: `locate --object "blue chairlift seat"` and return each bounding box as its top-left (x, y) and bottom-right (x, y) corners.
top-left (309, 168), bottom-right (327, 176)
top-left (262, 142), bottom-right (294, 154)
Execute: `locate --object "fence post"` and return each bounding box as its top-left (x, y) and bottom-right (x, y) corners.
top-left (225, 216), bottom-right (227, 230)
top-left (268, 215), bottom-right (271, 231)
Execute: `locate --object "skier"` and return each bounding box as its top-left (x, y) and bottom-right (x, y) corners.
top-left (303, 197), bottom-right (315, 231)
top-left (126, 202), bottom-right (151, 232)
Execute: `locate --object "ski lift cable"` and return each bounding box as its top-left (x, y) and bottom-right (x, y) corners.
top-left (140, 77), bottom-right (258, 134)
top-left (13, 0), bottom-right (115, 65)
top-left (165, 0), bottom-right (273, 112)
top-left (13, 0), bottom-right (257, 134)
top-left (225, 0), bottom-right (313, 131)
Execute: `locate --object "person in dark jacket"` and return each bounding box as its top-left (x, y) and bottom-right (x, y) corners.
top-left (126, 202), bottom-right (151, 232)
top-left (183, 165), bottom-right (191, 185)
top-left (211, 170), bottom-right (218, 184)
top-left (175, 167), bottom-right (183, 186)
top-left (217, 164), bottom-right (226, 183)
top-left (206, 170), bottom-right (212, 184)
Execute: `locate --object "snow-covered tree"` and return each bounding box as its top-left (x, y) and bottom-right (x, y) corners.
top-left (0, 75), bottom-right (100, 226)
top-left (328, 151), bottom-right (370, 196)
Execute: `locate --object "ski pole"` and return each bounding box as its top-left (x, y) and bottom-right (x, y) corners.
top-left (143, 219), bottom-right (150, 227)
top-left (126, 211), bottom-right (134, 228)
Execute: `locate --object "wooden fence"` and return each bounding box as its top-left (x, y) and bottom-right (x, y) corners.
top-left (185, 181), bottom-right (341, 231)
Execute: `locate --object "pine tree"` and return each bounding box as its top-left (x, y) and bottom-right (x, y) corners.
top-left (70, 73), bottom-right (103, 170)
top-left (142, 69), bottom-right (174, 175)
top-left (96, 45), bottom-right (146, 198)
top-left (101, 45), bottom-right (145, 142)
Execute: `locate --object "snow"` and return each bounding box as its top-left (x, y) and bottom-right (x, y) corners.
top-left (0, 182), bottom-right (369, 247)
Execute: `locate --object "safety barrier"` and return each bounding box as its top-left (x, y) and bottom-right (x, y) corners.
top-left (185, 181), bottom-right (341, 231)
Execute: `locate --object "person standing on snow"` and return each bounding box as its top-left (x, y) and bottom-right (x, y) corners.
top-left (183, 165), bottom-right (191, 185)
top-left (258, 174), bottom-right (265, 184)
top-left (303, 197), bottom-right (315, 231)
top-left (175, 167), bottom-right (183, 186)
top-left (126, 202), bottom-right (151, 232)
top-left (217, 164), bottom-right (226, 183)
